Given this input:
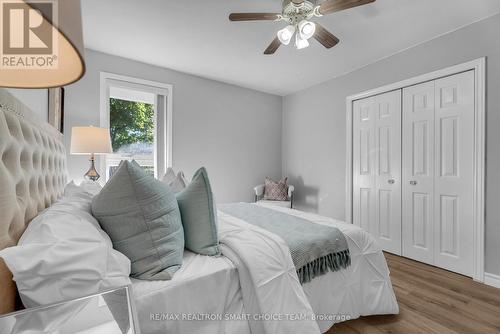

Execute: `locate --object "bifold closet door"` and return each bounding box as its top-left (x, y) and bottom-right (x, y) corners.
top-left (402, 71), bottom-right (475, 276)
top-left (353, 90), bottom-right (402, 255)
top-left (402, 81), bottom-right (436, 265)
top-left (433, 71), bottom-right (474, 276)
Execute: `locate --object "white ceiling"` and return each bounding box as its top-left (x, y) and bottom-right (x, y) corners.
top-left (82, 0), bottom-right (500, 96)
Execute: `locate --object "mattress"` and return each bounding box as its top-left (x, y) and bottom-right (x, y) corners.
top-left (132, 205), bottom-right (398, 334)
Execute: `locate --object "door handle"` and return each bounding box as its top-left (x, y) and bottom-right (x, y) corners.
top-left (409, 180), bottom-right (417, 185)
top-left (388, 179), bottom-right (395, 184)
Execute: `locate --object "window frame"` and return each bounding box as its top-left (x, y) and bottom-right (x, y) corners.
top-left (99, 72), bottom-right (173, 181)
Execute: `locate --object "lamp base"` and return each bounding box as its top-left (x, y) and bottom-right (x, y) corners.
top-left (84, 154), bottom-right (100, 182)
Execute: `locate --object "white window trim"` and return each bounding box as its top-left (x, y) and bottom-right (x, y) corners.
top-left (99, 72), bottom-right (173, 179)
top-left (345, 58), bottom-right (486, 282)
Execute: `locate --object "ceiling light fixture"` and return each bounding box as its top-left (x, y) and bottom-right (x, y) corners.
top-left (276, 20), bottom-right (315, 50)
top-left (277, 25), bottom-right (296, 45)
top-left (230, 0), bottom-right (377, 55)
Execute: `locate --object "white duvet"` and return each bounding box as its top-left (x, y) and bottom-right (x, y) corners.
top-left (133, 204), bottom-right (398, 334)
top-left (253, 204), bottom-right (399, 332)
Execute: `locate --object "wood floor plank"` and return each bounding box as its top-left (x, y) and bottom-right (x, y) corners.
top-left (326, 253), bottom-right (500, 334)
top-left (390, 270), bottom-right (500, 328)
top-left (326, 322), bottom-right (361, 334)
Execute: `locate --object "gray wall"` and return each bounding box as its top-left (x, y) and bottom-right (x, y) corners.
top-left (283, 14), bottom-right (500, 275)
top-left (6, 88), bottom-right (48, 122)
top-left (65, 49), bottom-right (282, 203)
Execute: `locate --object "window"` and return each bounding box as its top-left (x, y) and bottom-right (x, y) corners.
top-left (100, 73), bottom-right (172, 181)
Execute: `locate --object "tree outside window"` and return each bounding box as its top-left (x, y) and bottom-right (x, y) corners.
top-left (107, 98), bottom-right (155, 177)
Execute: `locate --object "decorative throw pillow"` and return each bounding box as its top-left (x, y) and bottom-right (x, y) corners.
top-left (92, 160), bottom-right (184, 280)
top-left (176, 167), bottom-right (220, 256)
top-left (264, 177), bottom-right (289, 201)
top-left (162, 168), bottom-right (189, 193)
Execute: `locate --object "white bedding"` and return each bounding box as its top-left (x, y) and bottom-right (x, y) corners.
top-left (132, 204), bottom-right (398, 334)
top-left (261, 204), bottom-right (399, 332)
top-left (132, 251), bottom-right (250, 334)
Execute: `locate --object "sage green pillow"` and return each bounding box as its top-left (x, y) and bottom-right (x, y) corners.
top-left (92, 161), bottom-right (184, 280)
top-left (176, 167), bottom-right (220, 256)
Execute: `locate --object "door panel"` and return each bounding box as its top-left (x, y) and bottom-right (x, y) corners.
top-left (359, 128), bottom-right (371, 175)
top-left (439, 195), bottom-right (458, 255)
top-left (440, 117), bottom-right (459, 177)
top-left (412, 192), bottom-right (430, 248)
top-left (378, 189), bottom-right (392, 239)
top-left (402, 81), bottom-right (435, 265)
top-left (434, 71), bottom-right (474, 276)
top-left (353, 91), bottom-right (401, 255)
top-left (359, 188), bottom-right (372, 231)
top-left (412, 121), bottom-right (429, 176)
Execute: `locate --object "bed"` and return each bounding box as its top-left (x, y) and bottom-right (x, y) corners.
top-left (0, 89), bottom-right (398, 334)
top-left (130, 205), bottom-right (398, 334)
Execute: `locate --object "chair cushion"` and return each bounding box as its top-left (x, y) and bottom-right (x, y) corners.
top-left (176, 167), bottom-right (220, 256)
top-left (257, 200), bottom-right (292, 208)
top-left (264, 177), bottom-right (289, 201)
top-left (92, 161), bottom-right (184, 280)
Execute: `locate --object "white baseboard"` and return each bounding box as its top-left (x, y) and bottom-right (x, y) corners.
top-left (484, 272), bottom-right (500, 289)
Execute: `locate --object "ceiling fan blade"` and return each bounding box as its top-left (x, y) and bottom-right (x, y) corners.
top-left (313, 23), bottom-right (340, 49)
top-left (319, 0), bottom-right (375, 15)
top-left (229, 13), bottom-right (280, 21)
top-left (264, 37), bottom-right (281, 55)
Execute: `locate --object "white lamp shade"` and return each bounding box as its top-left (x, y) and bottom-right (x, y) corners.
top-left (295, 33), bottom-right (310, 50)
top-left (298, 20), bottom-right (316, 40)
top-left (71, 126), bottom-right (113, 155)
top-left (0, 0), bottom-right (85, 88)
top-left (277, 25), bottom-right (296, 45)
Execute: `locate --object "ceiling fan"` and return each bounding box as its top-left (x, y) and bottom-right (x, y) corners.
top-left (229, 0), bottom-right (375, 54)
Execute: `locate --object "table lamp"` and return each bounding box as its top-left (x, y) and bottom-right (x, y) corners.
top-left (71, 126), bottom-right (112, 181)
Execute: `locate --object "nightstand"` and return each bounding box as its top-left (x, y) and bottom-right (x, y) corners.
top-left (0, 286), bottom-right (140, 334)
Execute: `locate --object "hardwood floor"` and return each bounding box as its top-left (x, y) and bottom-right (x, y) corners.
top-left (326, 253), bottom-right (500, 334)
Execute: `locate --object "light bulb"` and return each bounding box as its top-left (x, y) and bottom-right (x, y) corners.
top-left (277, 25), bottom-right (296, 45)
top-left (298, 20), bottom-right (316, 40)
top-left (295, 33), bottom-right (310, 50)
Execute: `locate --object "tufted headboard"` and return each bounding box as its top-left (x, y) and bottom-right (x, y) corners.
top-left (0, 89), bottom-right (68, 314)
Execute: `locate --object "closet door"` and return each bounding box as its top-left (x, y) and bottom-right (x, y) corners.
top-left (353, 97), bottom-right (376, 234)
top-left (433, 71), bottom-right (474, 276)
top-left (402, 81), bottom-right (435, 265)
top-left (374, 91), bottom-right (402, 254)
top-left (402, 71), bottom-right (475, 275)
top-left (353, 91), bottom-right (402, 254)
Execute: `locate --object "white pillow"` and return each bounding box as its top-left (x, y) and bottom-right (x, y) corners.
top-left (170, 172), bottom-right (189, 193)
top-left (65, 180), bottom-right (102, 197)
top-left (0, 185), bottom-right (131, 308)
top-left (162, 167), bottom-right (177, 184)
top-left (161, 168), bottom-right (189, 193)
